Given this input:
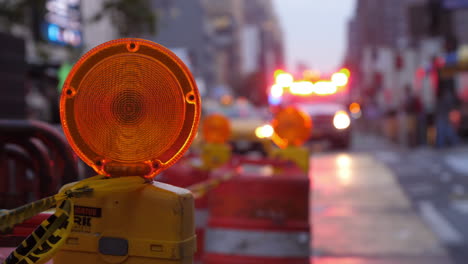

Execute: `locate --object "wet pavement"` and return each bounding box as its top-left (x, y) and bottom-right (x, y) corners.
top-left (310, 152), bottom-right (453, 264)
top-left (365, 140), bottom-right (468, 264)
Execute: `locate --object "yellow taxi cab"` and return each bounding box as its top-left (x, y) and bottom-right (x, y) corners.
top-left (200, 98), bottom-right (274, 156)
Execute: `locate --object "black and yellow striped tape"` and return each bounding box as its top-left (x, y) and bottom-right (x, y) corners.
top-left (1, 175), bottom-right (147, 264)
top-left (4, 199), bottom-right (73, 264)
top-left (188, 172), bottom-right (233, 199)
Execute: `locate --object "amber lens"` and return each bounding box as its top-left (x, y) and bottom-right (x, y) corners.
top-left (60, 39), bottom-right (200, 178)
top-left (272, 107), bottom-right (312, 148)
top-left (202, 114), bottom-right (231, 144)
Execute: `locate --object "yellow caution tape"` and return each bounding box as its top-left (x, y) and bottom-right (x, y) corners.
top-left (1, 175), bottom-right (147, 264)
top-left (187, 172), bottom-right (233, 199)
top-left (0, 175), bottom-right (108, 234)
top-left (4, 199), bottom-right (73, 264)
top-left (0, 196), bottom-right (58, 234)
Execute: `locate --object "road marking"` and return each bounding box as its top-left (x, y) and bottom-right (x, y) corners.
top-left (445, 154), bottom-right (468, 174)
top-left (408, 183), bottom-right (434, 196)
top-left (418, 201), bottom-right (464, 245)
top-left (374, 151), bottom-right (400, 164)
top-left (451, 200), bottom-right (468, 215)
top-left (439, 172), bottom-right (452, 183)
top-left (452, 184), bottom-right (466, 196)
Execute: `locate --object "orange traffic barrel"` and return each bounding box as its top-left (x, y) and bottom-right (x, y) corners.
top-left (204, 159), bottom-right (310, 264)
top-left (157, 156), bottom-right (210, 263)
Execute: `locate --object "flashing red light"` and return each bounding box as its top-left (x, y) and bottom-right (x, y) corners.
top-left (331, 72), bottom-right (349, 87)
top-left (275, 72), bottom-right (294, 87)
top-left (339, 68), bottom-right (351, 77)
top-left (314, 81), bottom-right (337, 95)
top-left (290, 81), bottom-right (314, 96)
top-left (270, 84), bottom-right (284, 98)
top-left (274, 69), bottom-right (285, 77)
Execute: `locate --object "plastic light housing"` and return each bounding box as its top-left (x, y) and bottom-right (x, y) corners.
top-left (60, 38), bottom-right (201, 178)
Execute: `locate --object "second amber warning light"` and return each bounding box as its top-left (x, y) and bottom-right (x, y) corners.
top-left (60, 38), bottom-right (201, 178)
top-left (271, 106), bottom-right (312, 148)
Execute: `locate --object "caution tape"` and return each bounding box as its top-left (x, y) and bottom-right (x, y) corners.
top-left (187, 172), bottom-right (234, 199)
top-left (1, 175), bottom-right (147, 264)
top-left (0, 175), bottom-right (105, 234)
top-left (0, 196), bottom-right (58, 234)
top-left (1, 171), bottom-right (232, 263)
top-left (4, 199), bottom-right (73, 264)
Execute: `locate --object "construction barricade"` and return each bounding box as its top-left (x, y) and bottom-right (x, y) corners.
top-left (204, 158), bottom-right (310, 264)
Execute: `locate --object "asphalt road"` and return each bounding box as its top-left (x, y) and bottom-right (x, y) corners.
top-left (351, 133), bottom-right (468, 264)
top-left (310, 146), bottom-right (453, 264)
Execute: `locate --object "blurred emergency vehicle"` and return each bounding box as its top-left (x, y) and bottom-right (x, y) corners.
top-left (269, 69), bottom-right (352, 149)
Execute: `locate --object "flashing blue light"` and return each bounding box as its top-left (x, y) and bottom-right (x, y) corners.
top-left (47, 24), bottom-right (60, 42)
top-left (445, 52), bottom-right (458, 66)
top-left (268, 94), bottom-right (282, 105)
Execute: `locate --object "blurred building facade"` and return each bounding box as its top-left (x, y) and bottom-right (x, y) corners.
top-left (0, 0), bottom-right (284, 122)
top-left (347, 0), bottom-right (468, 142)
top-left (82, 0), bottom-right (119, 51)
top-left (0, 0), bottom-right (90, 121)
top-left (151, 0), bottom-right (214, 97)
top-left (202, 0), bottom-right (284, 104)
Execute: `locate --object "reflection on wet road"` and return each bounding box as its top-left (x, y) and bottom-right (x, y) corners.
top-left (311, 153), bottom-right (453, 264)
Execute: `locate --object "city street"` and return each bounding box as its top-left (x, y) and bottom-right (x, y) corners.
top-left (4, 0), bottom-right (468, 262)
top-left (310, 133), bottom-right (468, 264)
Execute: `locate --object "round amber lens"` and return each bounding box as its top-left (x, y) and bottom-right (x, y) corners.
top-left (272, 107), bottom-right (312, 148)
top-left (202, 114), bottom-right (231, 144)
top-left (60, 39), bottom-right (200, 178)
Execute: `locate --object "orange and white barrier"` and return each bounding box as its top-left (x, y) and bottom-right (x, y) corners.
top-left (204, 159), bottom-right (310, 264)
top-left (158, 158), bottom-right (211, 263)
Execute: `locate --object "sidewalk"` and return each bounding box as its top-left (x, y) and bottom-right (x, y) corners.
top-left (310, 153), bottom-right (453, 264)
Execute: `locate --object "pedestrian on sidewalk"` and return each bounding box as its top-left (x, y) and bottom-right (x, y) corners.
top-left (435, 78), bottom-right (460, 148)
top-left (403, 85), bottom-right (422, 147)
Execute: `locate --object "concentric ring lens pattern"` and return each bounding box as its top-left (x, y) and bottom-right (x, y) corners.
top-left (73, 54), bottom-right (185, 162)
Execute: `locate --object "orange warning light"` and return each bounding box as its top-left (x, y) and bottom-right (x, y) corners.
top-left (60, 38), bottom-right (201, 178)
top-left (349, 102), bottom-right (361, 114)
top-left (271, 107), bottom-right (312, 148)
top-left (202, 114), bottom-right (231, 144)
